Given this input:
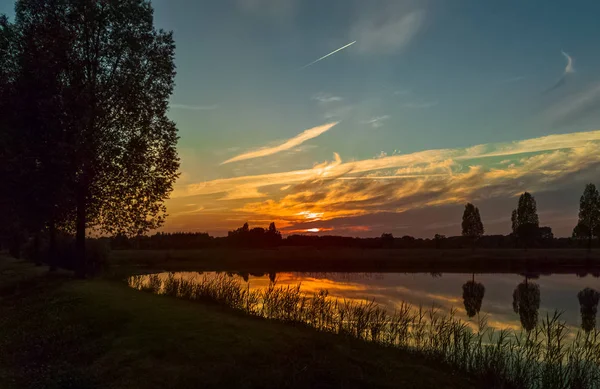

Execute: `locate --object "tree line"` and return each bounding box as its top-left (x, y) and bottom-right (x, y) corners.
top-left (109, 188), bottom-right (600, 250)
top-left (0, 0), bottom-right (179, 275)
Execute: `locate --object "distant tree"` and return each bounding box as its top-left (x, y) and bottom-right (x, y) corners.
top-left (578, 288), bottom-right (600, 333)
top-left (512, 278), bottom-right (541, 331)
top-left (574, 184), bottom-right (600, 250)
top-left (9, 0), bottom-right (180, 276)
top-left (462, 203), bottom-right (484, 248)
top-left (266, 222), bottom-right (282, 246)
top-left (462, 276), bottom-right (485, 318)
top-left (434, 234), bottom-right (446, 249)
top-left (512, 192), bottom-right (540, 248)
top-left (538, 227), bottom-right (554, 241)
top-left (381, 233), bottom-right (394, 248)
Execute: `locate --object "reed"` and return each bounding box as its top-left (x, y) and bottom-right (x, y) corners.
top-left (128, 273), bottom-right (600, 389)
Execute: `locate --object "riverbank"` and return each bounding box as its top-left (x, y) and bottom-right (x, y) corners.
top-left (109, 248), bottom-right (600, 277)
top-left (0, 256), bottom-right (473, 388)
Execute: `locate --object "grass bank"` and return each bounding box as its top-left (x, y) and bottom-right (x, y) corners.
top-left (110, 248), bottom-right (600, 277)
top-left (129, 272), bottom-right (600, 389)
top-left (0, 257), bottom-right (473, 389)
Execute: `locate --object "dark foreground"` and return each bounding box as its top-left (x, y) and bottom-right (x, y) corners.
top-left (110, 248), bottom-right (600, 276)
top-left (0, 257), bottom-right (472, 389)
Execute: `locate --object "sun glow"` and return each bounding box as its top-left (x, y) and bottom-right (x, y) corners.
top-left (306, 228), bottom-right (321, 233)
top-left (298, 211), bottom-right (324, 220)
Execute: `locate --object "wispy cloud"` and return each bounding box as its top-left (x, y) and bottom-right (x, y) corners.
top-left (351, 7), bottom-right (425, 55)
top-left (362, 115), bottom-right (390, 128)
top-left (171, 104), bottom-right (219, 111)
top-left (220, 122), bottom-right (339, 165)
top-left (312, 93), bottom-right (343, 104)
top-left (545, 51), bottom-right (575, 93)
top-left (177, 128), bottom-right (600, 200)
top-left (545, 83), bottom-right (600, 126)
top-left (168, 129), bottom-right (600, 235)
top-left (300, 41), bottom-right (356, 70)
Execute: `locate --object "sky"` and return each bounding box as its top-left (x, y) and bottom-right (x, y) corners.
top-left (2, 0), bottom-right (600, 237)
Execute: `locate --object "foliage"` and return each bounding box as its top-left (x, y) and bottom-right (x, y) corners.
top-left (461, 203), bottom-right (484, 239)
top-left (462, 279), bottom-right (485, 318)
top-left (573, 183), bottom-right (600, 248)
top-left (512, 192), bottom-right (540, 247)
top-left (578, 287), bottom-right (600, 333)
top-left (2, 0), bottom-right (180, 275)
top-left (227, 222), bottom-right (282, 247)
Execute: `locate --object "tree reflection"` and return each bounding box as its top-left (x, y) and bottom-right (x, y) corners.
top-left (462, 274), bottom-right (485, 318)
top-left (512, 278), bottom-right (541, 331)
top-left (578, 287), bottom-right (600, 333)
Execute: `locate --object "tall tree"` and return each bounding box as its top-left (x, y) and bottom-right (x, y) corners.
top-left (12, 0), bottom-right (180, 276)
top-left (512, 192), bottom-right (540, 248)
top-left (0, 15), bottom-right (20, 254)
top-left (462, 203), bottom-right (484, 247)
top-left (511, 209), bottom-right (518, 235)
top-left (573, 183), bottom-right (600, 250)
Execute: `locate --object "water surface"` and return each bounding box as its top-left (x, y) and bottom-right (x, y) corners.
top-left (134, 271), bottom-right (600, 331)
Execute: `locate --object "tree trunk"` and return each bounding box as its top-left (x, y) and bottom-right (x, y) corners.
top-left (49, 220), bottom-right (57, 272)
top-left (75, 188), bottom-right (86, 278)
top-left (588, 233), bottom-right (592, 252)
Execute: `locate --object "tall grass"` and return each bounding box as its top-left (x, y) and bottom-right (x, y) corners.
top-left (128, 273), bottom-right (600, 389)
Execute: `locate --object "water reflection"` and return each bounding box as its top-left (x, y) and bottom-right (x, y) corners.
top-left (512, 276), bottom-right (541, 332)
top-left (462, 274), bottom-right (485, 318)
top-left (578, 288), bottom-right (600, 333)
top-left (132, 271), bottom-right (600, 332)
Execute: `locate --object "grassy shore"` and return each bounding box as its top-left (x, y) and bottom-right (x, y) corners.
top-left (109, 248), bottom-right (600, 276)
top-left (0, 256), bottom-right (473, 389)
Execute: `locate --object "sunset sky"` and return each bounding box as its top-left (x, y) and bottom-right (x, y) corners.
top-left (3, 0), bottom-right (600, 237)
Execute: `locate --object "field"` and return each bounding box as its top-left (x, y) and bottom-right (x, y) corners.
top-left (109, 248), bottom-right (600, 276)
top-left (0, 256), bottom-right (473, 389)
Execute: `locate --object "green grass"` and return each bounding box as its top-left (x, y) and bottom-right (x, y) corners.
top-left (109, 248), bottom-right (600, 277)
top-left (0, 258), bottom-right (474, 388)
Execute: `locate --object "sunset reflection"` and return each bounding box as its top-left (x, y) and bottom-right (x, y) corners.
top-left (135, 271), bottom-right (600, 333)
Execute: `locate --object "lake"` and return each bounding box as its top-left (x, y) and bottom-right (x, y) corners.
top-left (130, 271), bottom-right (600, 332)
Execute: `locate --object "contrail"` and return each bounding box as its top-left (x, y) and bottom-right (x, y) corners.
top-left (299, 41), bottom-right (356, 70)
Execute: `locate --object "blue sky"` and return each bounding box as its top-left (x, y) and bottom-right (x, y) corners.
top-left (3, 0), bottom-right (600, 236)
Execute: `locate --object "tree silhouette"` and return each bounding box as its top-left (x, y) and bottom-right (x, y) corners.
top-left (381, 233), bottom-right (394, 248)
top-left (266, 222), bottom-right (282, 246)
top-left (462, 203), bottom-right (484, 247)
top-left (462, 275), bottom-right (485, 318)
top-left (434, 234), bottom-right (446, 249)
top-left (511, 209), bottom-right (519, 235)
top-left (578, 287), bottom-right (600, 333)
top-left (512, 192), bottom-right (540, 248)
top-left (9, 0), bottom-right (180, 276)
top-left (573, 184), bottom-right (600, 250)
top-left (512, 278), bottom-right (541, 331)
